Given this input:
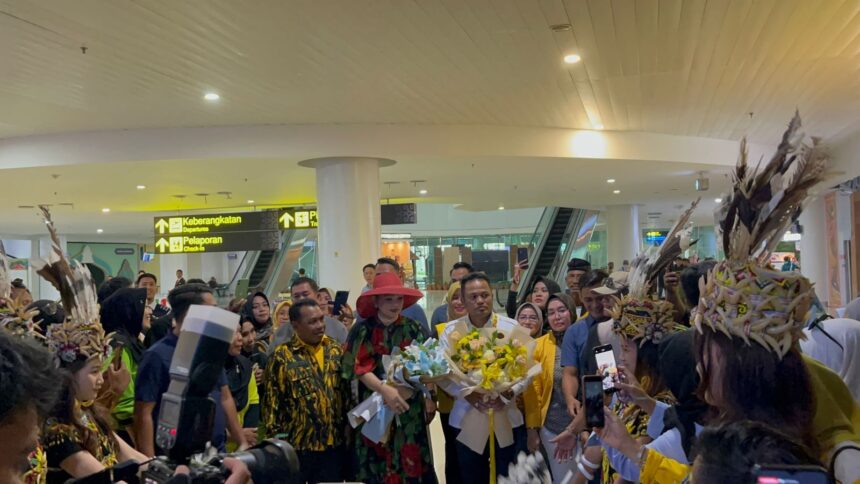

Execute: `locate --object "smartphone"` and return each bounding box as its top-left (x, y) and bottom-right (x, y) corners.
top-left (517, 248), bottom-right (529, 266)
top-left (332, 290), bottom-right (349, 316)
top-left (753, 464), bottom-right (829, 484)
top-left (593, 344), bottom-right (619, 393)
top-left (583, 375), bottom-right (605, 429)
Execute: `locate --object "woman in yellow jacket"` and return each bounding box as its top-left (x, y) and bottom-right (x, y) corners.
top-left (524, 293), bottom-right (577, 483)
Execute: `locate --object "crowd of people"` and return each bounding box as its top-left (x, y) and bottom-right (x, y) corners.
top-left (1, 115), bottom-right (859, 484)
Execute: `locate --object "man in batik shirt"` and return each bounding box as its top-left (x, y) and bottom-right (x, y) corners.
top-left (262, 299), bottom-right (349, 483)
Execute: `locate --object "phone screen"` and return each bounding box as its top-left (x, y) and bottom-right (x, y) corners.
top-left (594, 344), bottom-right (618, 392)
top-left (754, 465), bottom-right (829, 484)
top-left (517, 248), bottom-right (529, 264)
top-left (332, 290), bottom-right (349, 316)
top-left (583, 376), bottom-right (604, 429)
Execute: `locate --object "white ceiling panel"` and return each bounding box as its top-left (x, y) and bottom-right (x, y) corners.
top-left (0, 0), bottom-right (855, 141)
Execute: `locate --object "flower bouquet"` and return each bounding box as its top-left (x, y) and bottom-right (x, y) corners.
top-left (442, 320), bottom-right (541, 455)
top-left (347, 338), bottom-right (451, 444)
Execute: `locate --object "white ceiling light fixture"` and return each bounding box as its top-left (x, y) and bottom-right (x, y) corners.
top-left (563, 54), bottom-right (581, 64)
top-left (607, 178), bottom-right (616, 184)
top-left (101, 208), bottom-right (110, 213)
top-left (97, 229), bottom-right (104, 233)
top-left (136, 184), bottom-right (146, 190)
top-left (247, 199), bottom-right (255, 204)
top-left (204, 92), bottom-right (220, 101)
top-left (613, 189), bottom-right (621, 194)
top-left (419, 189), bottom-right (428, 195)
top-left (498, 205), bottom-right (505, 210)
top-left (714, 198), bottom-right (723, 203)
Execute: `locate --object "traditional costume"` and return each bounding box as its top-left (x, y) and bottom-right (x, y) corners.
top-left (30, 207), bottom-right (118, 484)
top-left (591, 200), bottom-right (698, 482)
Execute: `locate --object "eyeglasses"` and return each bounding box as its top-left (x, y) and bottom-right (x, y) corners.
top-left (518, 315), bottom-right (540, 322)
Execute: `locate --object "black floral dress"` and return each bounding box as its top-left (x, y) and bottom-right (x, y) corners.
top-left (342, 316), bottom-right (436, 484)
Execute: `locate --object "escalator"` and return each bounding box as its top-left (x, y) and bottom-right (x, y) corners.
top-left (517, 207), bottom-right (599, 301)
top-left (531, 208), bottom-right (573, 277)
top-left (226, 228), bottom-right (317, 301)
top-left (249, 250), bottom-right (275, 287)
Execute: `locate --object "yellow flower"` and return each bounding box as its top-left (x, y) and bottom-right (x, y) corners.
top-left (481, 364), bottom-right (503, 389)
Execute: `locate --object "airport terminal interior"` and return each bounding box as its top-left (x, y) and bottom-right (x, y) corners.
top-left (1, 1), bottom-right (859, 483)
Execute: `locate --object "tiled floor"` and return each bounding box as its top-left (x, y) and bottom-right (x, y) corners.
top-left (414, 291), bottom-right (449, 481)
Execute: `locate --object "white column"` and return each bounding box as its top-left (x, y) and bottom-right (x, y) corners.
top-left (606, 204), bottom-right (641, 270)
top-left (300, 157), bottom-right (393, 297)
top-left (798, 196), bottom-right (828, 305)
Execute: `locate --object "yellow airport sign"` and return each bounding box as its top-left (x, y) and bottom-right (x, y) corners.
top-left (279, 208), bottom-right (318, 229)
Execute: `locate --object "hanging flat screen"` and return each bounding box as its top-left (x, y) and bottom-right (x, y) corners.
top-left (381, 203), bottom-right (418, 225)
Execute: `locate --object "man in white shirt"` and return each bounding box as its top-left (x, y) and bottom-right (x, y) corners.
top-left (439, 272), bottom-right (526, 484)
top-left (360, 263), bottom-right (375, 293)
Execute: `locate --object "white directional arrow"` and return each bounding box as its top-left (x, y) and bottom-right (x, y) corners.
top-left (279, 211), bottom-right (294, 228)
top-left (155, 238), bottom-right (169, 252)
top-left (155, 219), bottom-right (169, 234)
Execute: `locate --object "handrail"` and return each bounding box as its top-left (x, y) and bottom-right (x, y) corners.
top-left (517, 207), bottom-right (558, 299)
top-left (226, 250), bottom-right (256, 297)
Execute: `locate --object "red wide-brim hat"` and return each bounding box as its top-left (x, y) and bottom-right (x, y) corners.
top-left (356, 272), bottom-right (424, 319)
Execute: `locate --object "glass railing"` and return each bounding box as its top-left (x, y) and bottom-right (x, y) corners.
top-left (552, 210), bottom-right (600, 281)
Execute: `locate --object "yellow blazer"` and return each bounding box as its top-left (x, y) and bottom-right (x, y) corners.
top-left (524, 332), bottom-right (560, 428)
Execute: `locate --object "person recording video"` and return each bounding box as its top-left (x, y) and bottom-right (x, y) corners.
top-left (134, 284), bottom-right (249, 457)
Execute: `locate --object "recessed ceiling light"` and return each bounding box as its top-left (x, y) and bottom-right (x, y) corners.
top-left (101, 208), bottom-right (110, 213)
top-left (498, 206), bottom-right (505, 210)
top-left (714, 198), bottom-right (723, 203)
top-left (204, 92), bottom-right (220, 101)
top-left (247, 200), bottom-right (255, 204)
top-left (613, 190), bottom-right (621, 194)
top-left (97, 229), bottom-right (104, 234)
top-left (136, 185), bottom-right (146, 190)
top-left (419, 189), bottom-right (428, 195)
top-left (564, 54), bottom-right (581, 64)
top-left (607, 179), bottom-right (616, 184)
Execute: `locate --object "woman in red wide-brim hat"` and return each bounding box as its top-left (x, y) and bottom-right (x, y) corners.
top-left (342, 272), bottom-right (437, 483)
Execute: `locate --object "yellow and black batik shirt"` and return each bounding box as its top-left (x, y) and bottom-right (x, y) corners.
top-left (262, 335), bottom-right (349, 451)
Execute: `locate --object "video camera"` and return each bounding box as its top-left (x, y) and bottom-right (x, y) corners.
top-left (69, 440), bottom-right (299, 484)
top-left (70, 305), bottom-right (299, 483)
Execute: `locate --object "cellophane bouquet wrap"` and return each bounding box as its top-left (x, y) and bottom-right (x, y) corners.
top-left (443, 320), bottom-right (541, 453)
top-left (347, 338), bottom-right (450, 443)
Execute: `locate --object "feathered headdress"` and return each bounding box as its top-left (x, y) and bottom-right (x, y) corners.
top-left (33, 206), bottom-right (111, 366)
top-left (693, 112), bottom-right (826, 358)
top-left (611, 199), bottom-right (699, 346)
top-left (0, 241), bottom-right (42, 340)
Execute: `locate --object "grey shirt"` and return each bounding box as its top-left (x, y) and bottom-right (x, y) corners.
top-left (543, 348), bottom-right (569, 434)
top-left (267, 315), bottom-right (348, 355)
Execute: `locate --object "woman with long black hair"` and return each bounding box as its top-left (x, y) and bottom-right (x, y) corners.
top-left (243, 292), bottom-right (273, 347)
top-left (99, 287), bottom-right (148, 443)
